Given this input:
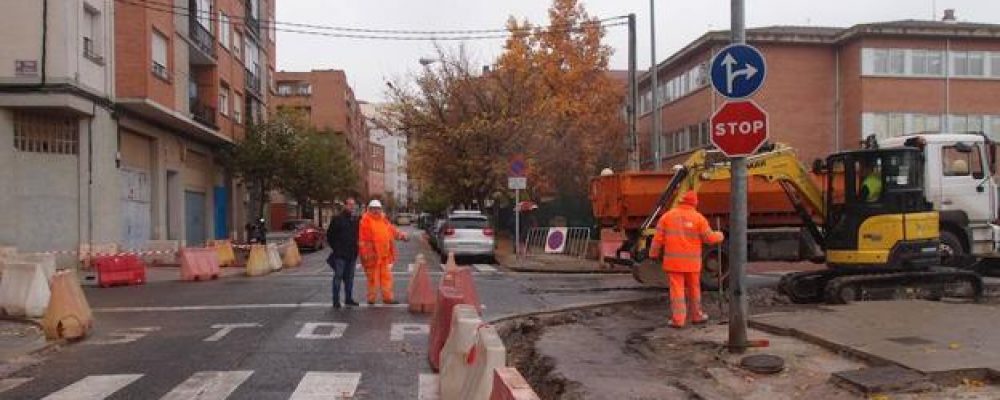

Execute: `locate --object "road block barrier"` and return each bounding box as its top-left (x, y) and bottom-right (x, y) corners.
top-left (210, 240), bottom-right (237, 267)
top-left (94, 255), bottom-right (147, 288)
top-left (144, 240), bottom-right (180, 266)
top-left (407, 262), bottom-right (436, 313)
top-left (282, 242), bottom-right (302, 268)
top-left (12, 253), bottom-right (57, 280)
top-left (0, 247), bottom-right (16, 262)
top-left (180, 247), bottom-right (220, 281)
top-left (429, 285), bottom-right (471, 371)
top-left (246, 245), bottom-right (270, 277)
top-left (0, 262), bottom-right (52, 317)
top-left (43, 270), bottom-right (93, 340)
top-left (453, 267), bottom-right (483, 314)
top-left (440, 304), bottom-right (483, 399)
top-left (457, 325), bottom-right (506, 400)
top-left (266, 244), bottom-right (282, 271)
top-left (78, 243), bottom-right (119, 268)
top-left (444, 252), bottom-right (458, 271)
top-left (490, 368), bottom-right (541, 400)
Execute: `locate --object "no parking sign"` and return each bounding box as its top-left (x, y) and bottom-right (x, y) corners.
top-left (544, 228), bottom-right (568, 254)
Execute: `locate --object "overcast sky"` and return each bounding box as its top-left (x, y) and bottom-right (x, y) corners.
top-left (276, 0), bottom-right (997, 102)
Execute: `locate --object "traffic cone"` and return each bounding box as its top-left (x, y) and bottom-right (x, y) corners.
top-left (408, 259), bottom-right (436, 313)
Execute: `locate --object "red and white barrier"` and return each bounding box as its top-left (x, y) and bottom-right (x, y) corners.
top-left (179, 248), bottom-right (220, 281)
top-left (490, 368), bottom-right (541, 400)
top-left (94, 255), bottom-right (147, 288)
top-left (457, 325), bottom-right (506, 400)
top-left (440, 304), bottom-right (483, 399)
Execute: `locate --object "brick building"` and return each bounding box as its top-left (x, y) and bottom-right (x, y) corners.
top-left (113, 0), bottom-right (277, 246)
top-left (368, 142), bottom-right (386, 201)
top-left (637, 15), bottom-right (1000, 170)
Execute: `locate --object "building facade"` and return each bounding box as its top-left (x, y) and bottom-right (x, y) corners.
top-left (361, 103), bottom-right (409, 209)
top-left (368, 142), bottom-right (386, 201)
top-left (637, 15), bottom-right (1000, 169)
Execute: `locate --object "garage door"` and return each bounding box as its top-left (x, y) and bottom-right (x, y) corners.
top-left (121, 168), bottom-right (152, 250)
top-left (185, 191), bottom-right (207, 246)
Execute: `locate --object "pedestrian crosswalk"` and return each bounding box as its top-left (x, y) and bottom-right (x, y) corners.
top-left (2, 371), bottom-right (441, 399)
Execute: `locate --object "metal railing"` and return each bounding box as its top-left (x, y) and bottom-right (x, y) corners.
top-left (244, 0), bottom-right (260, 37)
top-left (523, 227), bottom-right (591, 259)
top-left (190, 101), bottom-right (217, 128)
top-left (189, 14), bottom-right (216, 58)
top-left (151, 62), bottom-right (169, 81)
top-left (245, 70), bottom-right (262, 97)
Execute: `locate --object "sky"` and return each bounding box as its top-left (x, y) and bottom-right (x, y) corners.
top-left (276, 0), bottom-right (998, 102)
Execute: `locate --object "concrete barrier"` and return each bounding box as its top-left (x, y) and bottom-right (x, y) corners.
top-left (457, 325), bottom-right (506, 400)
top-left (440, 304), bottom-right (483, 400)
top-left (266, 244), bottom-right (282, 271)
top-left (180, 248), bottom-right (220, 281)
top-left (429, 285), bottom-right (468, 371)
top-left (43, 270), bottom-right (93, 340)
top-left (282, 242), bottom-right (302, 268)
top-left (209, 240), bottom-right (237, 267)
top-left (490, 368), bottom-right (541, 400)
top-left (12, 253), bottom-right (57, 280)
top-left (0, 262), bottom-right (52, 317)
top-left (246, 245), bottom-right (270, 277)
top-left (408, 261), bottom-right (436, 313)
top-left (145, 240), bottom-right (180, 266)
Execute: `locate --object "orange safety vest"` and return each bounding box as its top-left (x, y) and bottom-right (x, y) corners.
top-left (358, 212), bottom-right (399, 266)
top-left (652, 204), bottom-right (724, 272)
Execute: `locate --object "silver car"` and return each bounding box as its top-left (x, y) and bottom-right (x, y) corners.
top-left (439, 212), bottom-right (495, 263)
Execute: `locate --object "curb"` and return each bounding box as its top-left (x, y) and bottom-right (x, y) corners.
top-left (486, 294), bottom-right (666, 325)
top-left (502, 265), bottom-right (632, 275)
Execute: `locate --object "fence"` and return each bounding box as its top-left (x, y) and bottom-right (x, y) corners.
top-left (523, 227), bottom-right (591, 259)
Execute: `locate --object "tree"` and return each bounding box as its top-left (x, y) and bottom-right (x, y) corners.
top-left (278, 128), bottom-right (358, 217)
top-left (219, 111), bottom-right (299, 221)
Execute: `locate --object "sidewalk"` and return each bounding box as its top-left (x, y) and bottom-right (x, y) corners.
top-left (495, 237), bottom-right (631, 274)
top-left (0, 319), bottom-right (50, 371)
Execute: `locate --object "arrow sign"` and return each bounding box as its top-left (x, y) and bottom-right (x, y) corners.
top-left (711, 44), bottom-right (766, 99)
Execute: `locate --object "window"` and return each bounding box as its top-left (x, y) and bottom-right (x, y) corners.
top-left (151, 30), bottom-right (169, 80)
top-left (953, 51), bottom-right (986, 77)
top-left (219, 12), bottom-right (231, 49)
top-left (942, 145), bottom-right (983, 178)
top-left (82, 5), bottom-right (102, 62)
top-left (13, 112), bottom-right (79, 155)
top-left (911, 50), bottom-right (944, 76)
top-left (872, 49), bottom-right (889, 74)
top-left (196, 0), bottom-right (212, 29)
top-left (277, 83), bottom-right (292, 96)
top-left (993, 54), bottom-right (1000, 77)
top-left (889, 49), bottom-right (905, 74)
top-left (969, 52), bottom-right (986, 76)
top-left (234, 94), bottom-right (243, 123)
top-left (991, 117), bottom-right (1000, 141)
top-left (688, 125), bottom-right (700, 148)
top-left (219, 84), bottom-right (230, 116)
top-left (872, 49), bottom-right (905, 74)
top-left (233, 31), bottom-right (242, 59)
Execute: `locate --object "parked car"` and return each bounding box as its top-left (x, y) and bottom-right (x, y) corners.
top-left (438, 212), bottom-right (495, 263)
top-left (428, 218), bottom-right (447, 250)
top-left (280, 219), bottom-right (326, 251)
top-left (395, 212), bottom-right (414, 226)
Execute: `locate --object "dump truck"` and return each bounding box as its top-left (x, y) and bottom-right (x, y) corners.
top-left (591, 136), bottom-right (990, 304)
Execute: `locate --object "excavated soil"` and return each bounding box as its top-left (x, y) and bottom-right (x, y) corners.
top-left (497, 288), bottom-right (1000, 400)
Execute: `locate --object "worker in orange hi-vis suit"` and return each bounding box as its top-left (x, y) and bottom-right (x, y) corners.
top-left (649, 191), bottom-right (725, 328)
top-left (358, 199), bottom-right (408, 304)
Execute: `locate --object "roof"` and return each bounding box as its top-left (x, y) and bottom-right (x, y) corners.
top-left (881, 133), bottom-right (989, 146)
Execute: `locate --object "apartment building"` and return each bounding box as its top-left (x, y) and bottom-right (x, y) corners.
top-left (637, 13), bottom-right (1000, 169)
top-left (362, 102), bottom-right (409, 209)
top-left (113, 0), bottom-right (276, 247)
top-left (272, 70), bottom-right (368, 187)
top-left (368, 142), bottom-right (386, 201)
top-left (0, 1), bottom-right (118, 252)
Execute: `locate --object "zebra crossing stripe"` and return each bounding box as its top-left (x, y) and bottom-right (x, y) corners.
top-left (159, 371), bottom-right (253, 400)
top-left (418, 374), bottom-right (440, 400)
top-left (0, 378), bottom-right (32, 394)
top-left (42, 374), bottom-right (143, 400)
top-left (289, 372), bottom-right (361, 400)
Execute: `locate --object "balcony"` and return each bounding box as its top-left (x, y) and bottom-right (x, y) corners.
top-left (189, 12), bottom-right (216, 60)
top-left (190, 101), bottom-right (217, 129)
top-left (244, 0), bottom-right (261, 38)
top-left (245, 70), bottom-right (262, 98)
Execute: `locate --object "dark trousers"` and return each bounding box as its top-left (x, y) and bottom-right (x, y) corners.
top-left (329, 255), bottom-right (356, 303)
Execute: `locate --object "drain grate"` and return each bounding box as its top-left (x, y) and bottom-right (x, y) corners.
top-left (886, 336), bottom-right (935, 346)
top-left (833, 365), bottom-right (929, 394)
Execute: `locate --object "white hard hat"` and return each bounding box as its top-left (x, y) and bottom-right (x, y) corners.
top-left (368, 199), bottom-right (383, 208)
top-left (600, 168), bottom-right (614, 176)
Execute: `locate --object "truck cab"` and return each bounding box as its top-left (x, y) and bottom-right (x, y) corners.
top-left (880, 133), bottom-right (999, 266)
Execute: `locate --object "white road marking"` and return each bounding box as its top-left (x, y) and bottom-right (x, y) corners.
top-left (159, 371), bottom-right (253, 400)
top-left (0, 378), bottom-right (32, 394)
top-left (203, 323), bottom-right (262, 342)
top-left (85, 327), bottom-right (161, 345)
top-left (289, 372), bottom-right (361, 400)
top-left (95, 302), bottom-right (409, 313)
top-left (418, 374), bottom-right (440, 400)
top-left (390, 323), bottom-right (430, 341)
top-left (42, 374), bottom-right (143, 400)
top-left (295, 322), bottom-right (348, 340)
top-left (472, 264), bottom-right (498, 272)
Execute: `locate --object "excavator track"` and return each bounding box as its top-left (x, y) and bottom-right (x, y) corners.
top-left (823, 269), bottom-right (983, 304)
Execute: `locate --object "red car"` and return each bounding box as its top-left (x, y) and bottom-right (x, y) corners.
top-left (281, 219), bottom-right (326, 251)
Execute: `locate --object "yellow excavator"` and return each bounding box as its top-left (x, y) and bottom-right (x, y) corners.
top-left (603, 143), bottom-right (982, 304)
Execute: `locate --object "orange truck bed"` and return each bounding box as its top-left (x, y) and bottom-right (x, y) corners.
top-left (590, 171), bottom-right (825, 231)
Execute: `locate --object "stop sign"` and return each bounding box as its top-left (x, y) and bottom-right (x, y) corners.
top-left (710, 100), bottom-right (769, 157)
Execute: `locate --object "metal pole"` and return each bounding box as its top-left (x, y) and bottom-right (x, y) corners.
top-left (727, 0), bottom-right (750, 353)
top-left (627, 14), bottom-right (639, 171)
top-left (515, 189), bottom-right (520, 262)
top-left (650, 0), bottom-right (661, 170)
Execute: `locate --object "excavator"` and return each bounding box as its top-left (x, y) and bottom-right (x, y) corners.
top-left (594, 143), bottom-right (983, 304)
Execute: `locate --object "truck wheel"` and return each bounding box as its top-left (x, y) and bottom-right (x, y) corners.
top-left (939, 230), bottom-right (970, 269)
top-left (701, 247), bottom-right (729, 291)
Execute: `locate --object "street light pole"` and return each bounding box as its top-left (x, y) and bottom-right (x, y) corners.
top-left (727, 0), bottom-right (750, 353)
top-left (627, 14), bottom-right (639, 171)
top-left (650, 0), bottom-right (661, 170)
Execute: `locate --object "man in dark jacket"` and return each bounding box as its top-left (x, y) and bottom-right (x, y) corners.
top-left (326, 197), bottom-right (360, 308)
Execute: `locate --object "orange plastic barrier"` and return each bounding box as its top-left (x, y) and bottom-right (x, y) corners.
top-left (210, 240), bottom-right (237, 267)
top-left (179, 247), bottom-right (220, 281)
top-left (282, 242), bottom-right (302, 268)
top-left (490, 368), bottom-right (541, 400)
top-left (245, 245), bottom-right (270, 276)
top-left (42, 270), bottom-right (93, 340)
top-left (429, 285), bottom-right (469, 372)
top-left (453, 267), bottom-right (482, 314)
top-left (407, 261), bottom-right (436, 313)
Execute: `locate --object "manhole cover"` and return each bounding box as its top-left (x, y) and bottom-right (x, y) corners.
top-left (739, 354), bottom-right (785, 374)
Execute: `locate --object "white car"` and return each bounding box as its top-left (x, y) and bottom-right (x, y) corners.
top-left (439, 212), bottom-right (495, 263)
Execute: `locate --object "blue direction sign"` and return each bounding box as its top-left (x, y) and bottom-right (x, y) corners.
top-left (710, 44), bottom-right (767, 99)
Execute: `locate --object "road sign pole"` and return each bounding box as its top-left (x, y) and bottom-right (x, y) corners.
top-left (627, 14), bottom-right (639, 171)
top-left (650, 0), bottom-right (661, 170)
top-left (727, 0), bottom-right (750, 353)
top-left (515, 188), bottom-right (520, 263)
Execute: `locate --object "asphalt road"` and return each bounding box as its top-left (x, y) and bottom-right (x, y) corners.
top-left (0, 226), bottom-right (686, 399)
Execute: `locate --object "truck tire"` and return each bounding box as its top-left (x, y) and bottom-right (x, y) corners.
top-left (701, 247), bottom-right (729, 291)
top-left (939, 230), bottom-right (971, 269)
